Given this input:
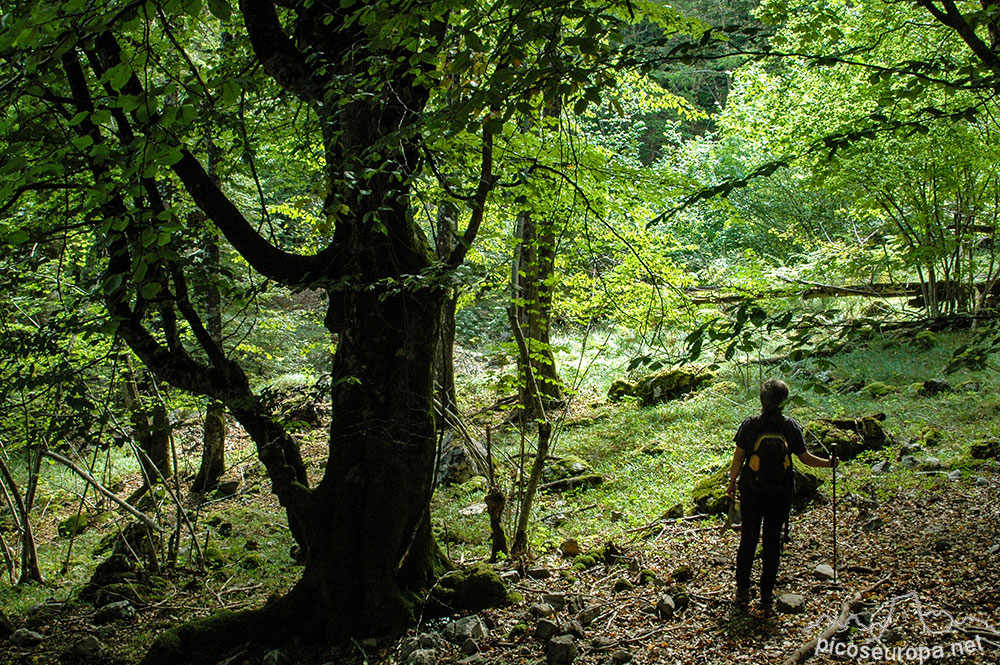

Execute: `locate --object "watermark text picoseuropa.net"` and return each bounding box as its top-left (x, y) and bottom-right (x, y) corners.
top-left (815, 635), bottom-right (987, 663)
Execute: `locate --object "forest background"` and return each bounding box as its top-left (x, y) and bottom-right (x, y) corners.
top-left (0, 0), bottom-right (999, 664)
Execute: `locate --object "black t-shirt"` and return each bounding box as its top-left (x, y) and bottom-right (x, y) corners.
top-left (734, 413), bottom-right (807, 457)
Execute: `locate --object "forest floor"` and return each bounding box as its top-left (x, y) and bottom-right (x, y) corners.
top-left (2, 330), bottom-right (1000, 664)
top-left (2, 458), bottom-right (997, 665)
top-left (412, 469), bottom-right (1000, 665)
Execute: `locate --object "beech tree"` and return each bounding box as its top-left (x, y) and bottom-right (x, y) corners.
top-left (0, 0), bottom-right (712, 659)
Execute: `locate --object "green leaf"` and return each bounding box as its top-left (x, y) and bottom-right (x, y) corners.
top-left (207, 0), bottom-right (232, 20)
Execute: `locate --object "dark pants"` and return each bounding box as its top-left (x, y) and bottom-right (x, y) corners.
top-left (735, 488), bottom-right (791, 600)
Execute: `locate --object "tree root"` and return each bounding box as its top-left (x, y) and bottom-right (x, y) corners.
top-left (139, 585), bottom-right (310, 665)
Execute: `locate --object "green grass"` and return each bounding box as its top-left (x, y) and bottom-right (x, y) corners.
top-left (437, 325), bottom-right (1000, 562)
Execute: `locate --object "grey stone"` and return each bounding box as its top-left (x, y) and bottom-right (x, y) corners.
top-left (871, 460), bottom-right (890, 474)
top-left (93, 600), bottom-right (135, 624)
top-left (813, 564), bottom-right (836, 581)
top-left (535, 618), bottom-right (560, 641)
top-left (434, 431), bottom-right (485, 485)
top-left (546, 634), bottom-right (578, 664)
top-left (500, 570), bottom-right (521, 583)
top-left (776, 594), bottom-right (806, 614)
top-left (612, 650), bottom-right (633, 664)
top-left (564, 620), bottom-right (585, 639)
top-left (577, 604), bottom-right (602, 627)
top-left (458, 655), bottom-right (484, 665)
top-left (976, 477), bottom-right (990, 487)
top-left (922, 457), bottom-right (944, 471)
top-left (398, 636), bottom-right (420, 659)
top-left (900, 455), bottom-right (918, 469)
top-left (418, 633), bottom-right (446, 650)
top-left (530, 602), bottom-right (557, 618)
top-left (443, 615), bottom-right (488, 642)
top-left (612, 579), bottom-right (633, 593)
top-left (639, 603), bottom-right (658, 615)
top-left (461, 638), bottom-right (479, 655)
top-left (655, 594), bottom-right (675, 619)
top-left (63, 635), bottom-right (103, 658)
top-left (27, 602), bottom-right (61, 623)
top-left (862, 517), bottom-right (884, 533)
top-left (526, 568), bottom-right (552, 579)
top-left (409, 648), bottom-right (437, 665)
top-left (591, 635), bottom-right (616, 649)
top-left (948, 469), bottom-right (962, 481)
top-left (540, 593), bottom-right (567, 611)
top-left (12, 628), bottom-right (45, 646)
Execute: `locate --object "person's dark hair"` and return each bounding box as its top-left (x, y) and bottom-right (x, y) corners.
top-left (760, 378), bottom-right (789, 416)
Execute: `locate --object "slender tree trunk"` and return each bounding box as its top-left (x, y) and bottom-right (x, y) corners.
top-left (0, 455), bottom-right (41, 584)
top-left (194, 229), bottom-right (226, 493)
top-left (512, 211), bottom-right (562, 420)
top-left (435, 201), bottom-right (459, 426)
top-left (123, 364), bottom-right (172, 492)
top-left (195, 134), bottom-right (227, 493)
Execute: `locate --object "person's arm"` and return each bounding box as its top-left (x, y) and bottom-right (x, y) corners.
top-left (797, 451), bottom-right (837, 468)
top-left (726, 446), bottom-right (745, 499)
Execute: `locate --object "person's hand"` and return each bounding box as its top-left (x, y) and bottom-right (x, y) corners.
top-left (726, 479), bottom-right (737, 499)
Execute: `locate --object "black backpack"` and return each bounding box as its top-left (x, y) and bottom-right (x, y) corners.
top-left (743, 431), bottom-right (793, 496)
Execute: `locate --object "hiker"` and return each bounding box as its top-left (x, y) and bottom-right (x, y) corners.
top-left (725, 378), bottom-right (836, 614)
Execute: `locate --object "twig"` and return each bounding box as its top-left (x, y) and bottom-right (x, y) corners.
top-left (625, 513), bottom-right (709, 534)
top-left (625, 623), bottom-right (684, 644)
top-left (41, 450), bottom-right (163, 533)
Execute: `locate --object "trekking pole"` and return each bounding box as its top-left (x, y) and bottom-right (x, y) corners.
top-left (831, 441), bottom-right (838, 586)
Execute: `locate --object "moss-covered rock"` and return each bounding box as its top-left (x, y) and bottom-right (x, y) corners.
top-left (608, 379), bottom-right (637, 402)
top-left (542, 455), bottom-right (591, 483)
top-left (203, 544), bottom-right (227, 569)
top-left (671, 565), bottom-right (694, 583)
top-left (970, 438), bottom-right (1000, 460)
top-left (791, 455), bottom-right (825, 498)
top-left (426, 563), bottom-right (509, 615)
top-left (920, 427), bottom-right (944, 447)
top-left (572, 542), bottom-right (622, 571)
top-left (58, 514), bottom-right (89, 537)
top-left (639, 441), bottom-right (668, 456)
top-left (633, 366), bottom-right (715, 406)
top-left (911, 330), bottom-right (938, 349)
top-left (918, 379), bottom-right (952, 397)
top-left (668, 585), bottom-right (689, 611)
top-left (639, 569), bottom-right (661, 586)
top-left (691, 467), bottom-right (730, 516)
top-left (804, 415), bottom-right (889, 460)
top-left (859, 382), bottom-right (900, 398)
top-left (508, 623), bottom-right (529, 640)
top-left (612, 578), bottom-right (634, 593)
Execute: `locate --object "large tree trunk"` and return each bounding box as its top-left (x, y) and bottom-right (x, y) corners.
top-left (300, 282), bottom-right (447, 636)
